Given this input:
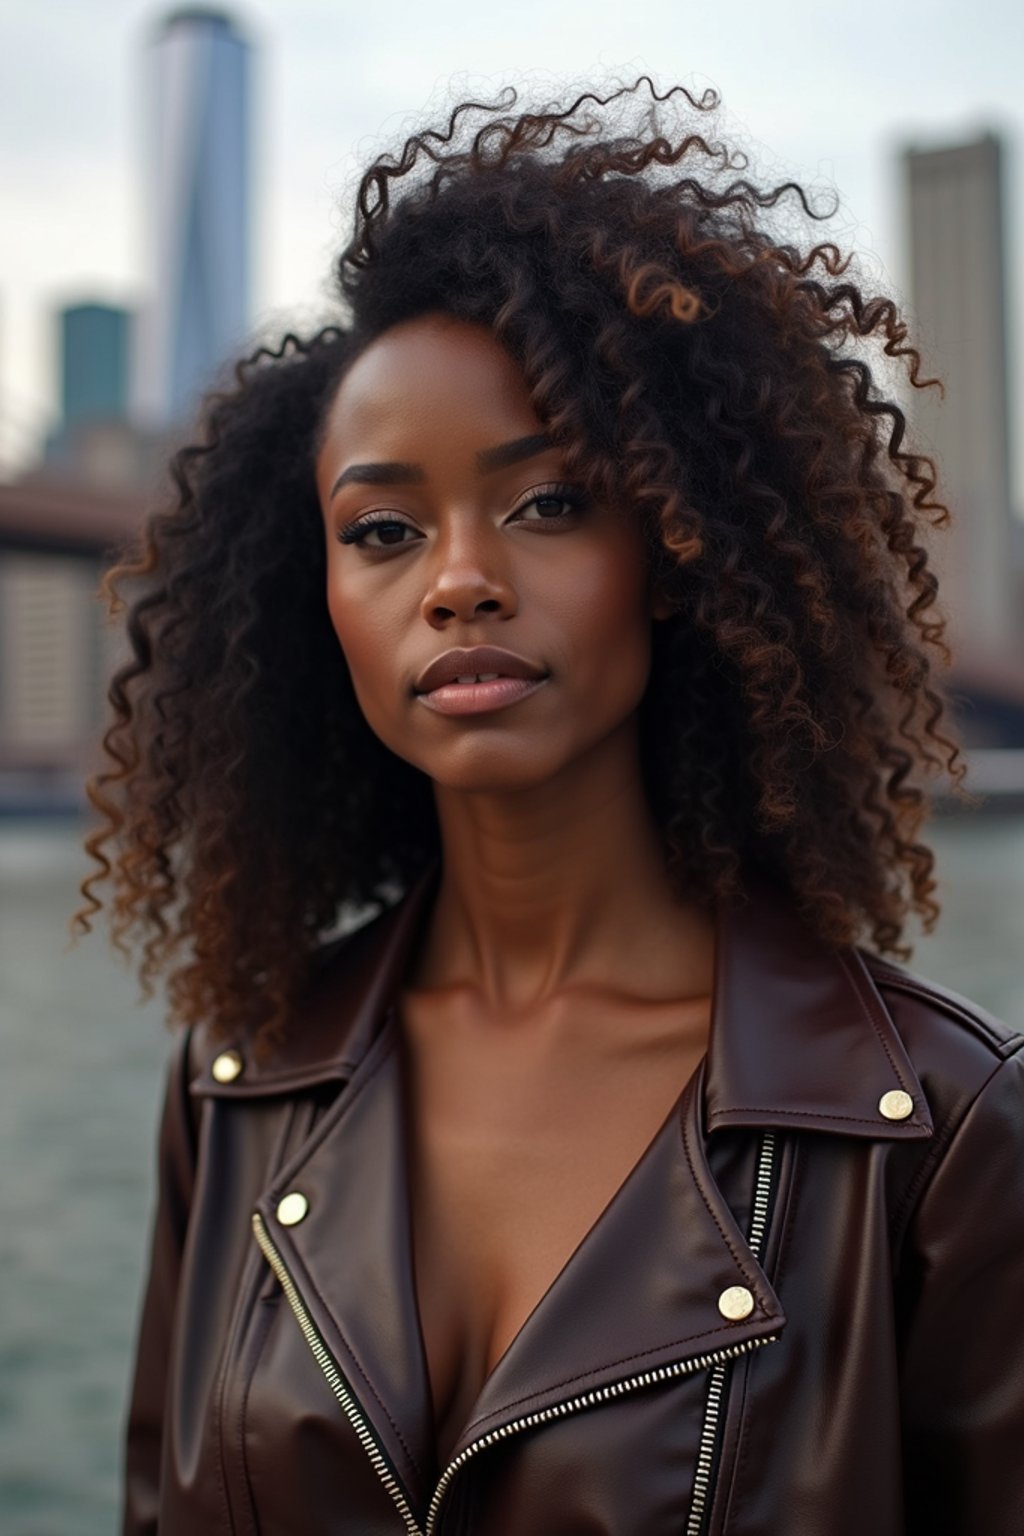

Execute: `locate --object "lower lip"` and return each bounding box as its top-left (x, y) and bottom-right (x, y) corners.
top-left (415, 676), bottom-right (549, 716)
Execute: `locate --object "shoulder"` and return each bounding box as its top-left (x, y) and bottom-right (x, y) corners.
top-left (188, 894), bottom-right (408, 1093)
top-left (861, 949), bottom-right (1020, 1062)
top-left (859, 947), bottom-right (1024, 1175)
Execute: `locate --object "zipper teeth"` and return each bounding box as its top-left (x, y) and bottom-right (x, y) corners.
top-left (251, 1213), bottom-right (425, 1536)
top-left (684, 1363), bottom-right (728, 1536)
top-left (746, 1132), bottom-right (775, 1262)
top-left (684, 1131), bottom-right (777, 1536)
top-left (423, 1333), bottom-right (778, 1536)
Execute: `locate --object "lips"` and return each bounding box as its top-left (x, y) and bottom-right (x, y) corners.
top-left (414, 645), bottom-right (549, 695)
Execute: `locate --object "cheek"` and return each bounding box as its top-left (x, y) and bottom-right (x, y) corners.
top-left (325, 577), bottom-right (402, 731)
top-left (554, 539), bottom-right (653, 702)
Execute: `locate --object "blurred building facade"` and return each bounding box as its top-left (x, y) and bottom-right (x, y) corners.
top-left (60, 303), bottom-right (131, 428)
top-left (902, 133), bottom-right (1019, 661)
top-left (45, 301), bottom-right (141, 479)
top-left (132, 7), bottom-right (252, 426)
top-left (4, 300), bottom-right (143, 808)
top-left (0, 479), bottom-right (142, 811)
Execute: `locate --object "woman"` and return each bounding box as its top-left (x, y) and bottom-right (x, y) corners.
top-left (76, 82), bottom-right (1024, 1534)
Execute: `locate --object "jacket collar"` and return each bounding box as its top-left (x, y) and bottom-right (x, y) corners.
top-left (194, 858), bottom-right (933, 1141)
top-left (704, 875), bottom-right (932, 1138)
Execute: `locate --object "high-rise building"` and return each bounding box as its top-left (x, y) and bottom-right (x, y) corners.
top-left (45, 298), bottom-right (166, 486)
top-left (59, 302), bottom-right (131, 427)
top-left (133, 7), bottom-right (252, 427)
top-left (902, 133), bottom-right (1016, 658)
top-left (45, 299), bottom-right (138, 478)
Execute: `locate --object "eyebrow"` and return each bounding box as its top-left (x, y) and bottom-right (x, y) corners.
top-left (330, 461), bottom-right (425, 496)
top-left (329, 434), bottom-right (554, 500)
top-left (476, 433), bottom-right (553, 474)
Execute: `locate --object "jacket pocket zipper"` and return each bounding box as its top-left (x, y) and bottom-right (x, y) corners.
top-left (685, 1131), bottom-right (777, 1536)
top-left (253, 1130), bottom-right (780, 1536)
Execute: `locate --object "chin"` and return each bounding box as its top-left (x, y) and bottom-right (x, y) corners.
top-left (422, 739), bottom-right (567, 796)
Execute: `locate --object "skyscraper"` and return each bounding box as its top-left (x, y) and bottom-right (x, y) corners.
top-left (59, 302), bottom-right (131, 427)
top-left (133, 8), bottom-right (252, 427)
top-left (44, 299), bottom-right (135, 474)
top-left (902, 133), bottom-right (1016, 657)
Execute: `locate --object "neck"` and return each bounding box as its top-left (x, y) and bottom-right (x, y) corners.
top-left (413, 720), bottom-right (715, 1013)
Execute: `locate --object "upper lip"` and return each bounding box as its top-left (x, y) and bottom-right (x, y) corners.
top-left (414, 646), bottom-right (549, 694)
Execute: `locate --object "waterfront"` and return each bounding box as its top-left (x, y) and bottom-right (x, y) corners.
top-left (1, 812), bottom-right (1022, 1535)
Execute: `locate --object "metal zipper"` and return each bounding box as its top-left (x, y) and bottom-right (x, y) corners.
top-left (253, 1131), bottom-right (780, 1536)
top-left (251, 1212), bottom-right (424, 1536)
top-left (684, 1131), bottom-right (777, 1536)
top-left (424, 1330), bottom-right (777, 1536)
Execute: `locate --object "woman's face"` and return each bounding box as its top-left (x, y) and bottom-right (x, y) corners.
top-left (316, 312), bottom-right (668, 793)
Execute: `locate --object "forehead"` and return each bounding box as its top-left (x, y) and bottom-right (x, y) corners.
top-left (321, 314), bottom-right (540, 449)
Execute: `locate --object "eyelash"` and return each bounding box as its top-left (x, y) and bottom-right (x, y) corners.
top-left (335, 483), bottom-right (588, 551)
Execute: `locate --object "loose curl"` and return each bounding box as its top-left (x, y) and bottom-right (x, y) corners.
top-left (72, 79), bottom-right (972, 1048)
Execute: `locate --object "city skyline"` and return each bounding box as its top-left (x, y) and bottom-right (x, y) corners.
top-left (1, 0), bottom-right (1023, 498)
top-left (4, 84), bottom-right (1023, 808)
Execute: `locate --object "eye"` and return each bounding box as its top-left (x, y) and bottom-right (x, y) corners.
top-left (509, 483), bottom-right (588, 526)
top-left (336, 513), bottom-right (420, 550)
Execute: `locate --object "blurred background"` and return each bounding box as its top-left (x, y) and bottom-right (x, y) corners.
top-left (1, 2), bottom-right (1023, 1531)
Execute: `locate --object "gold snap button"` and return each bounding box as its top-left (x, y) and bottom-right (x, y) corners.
top-left (277, 1191), bottom-right (309, 1226)
top-left (878, 1089), bottom-right (913, 1122)
top-left (718, 1285), bottom-right (755, 1321)
top-left (211, 1049), bottom-right (243, 1084)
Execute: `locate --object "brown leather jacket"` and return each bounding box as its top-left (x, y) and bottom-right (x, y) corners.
top-left (122, 867), bottom-right (1024, 1535)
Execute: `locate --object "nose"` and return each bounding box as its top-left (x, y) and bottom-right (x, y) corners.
top-left (419, 519), bottom-right (518, 628)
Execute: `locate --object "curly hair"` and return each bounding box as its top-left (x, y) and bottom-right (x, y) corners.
top-left (72, 78), bottom-right (972, 1048)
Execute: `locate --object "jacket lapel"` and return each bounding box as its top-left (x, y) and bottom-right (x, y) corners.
top-left (445, 1057), bottom-right (784, 1460)
top-left (252, 1013), bottom-right (440, 1510)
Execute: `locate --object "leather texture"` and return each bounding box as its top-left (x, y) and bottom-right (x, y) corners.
top-left (122, 864), bottom-right (1024, 1534)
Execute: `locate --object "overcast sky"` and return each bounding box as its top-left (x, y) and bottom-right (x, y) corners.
top-left (1, 0), bottom-right (1022, 478)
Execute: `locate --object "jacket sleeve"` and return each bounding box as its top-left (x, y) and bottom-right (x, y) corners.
top-left (899, 1046), bottom-right (1024, 1536)
top-left (121, 1027), bottom-right (198, 1536)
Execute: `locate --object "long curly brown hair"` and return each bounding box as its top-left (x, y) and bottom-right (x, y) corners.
top-left (72, 79), bottom-right (971, 1047)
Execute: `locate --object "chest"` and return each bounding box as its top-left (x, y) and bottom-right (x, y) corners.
top-left (397, 988), bottom-right (711, 1469)
top-left (168, 1063), bottom-right (917, 1536)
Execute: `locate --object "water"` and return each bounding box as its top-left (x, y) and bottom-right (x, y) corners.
top-left (1, 813), bottom-right (1022, 1535)
top-left (1, 824), bottom-right (166, 1536)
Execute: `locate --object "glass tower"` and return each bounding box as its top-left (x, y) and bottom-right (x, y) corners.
top-left (134, 8), bottom-right (252, 426)
top-left (60, 303), bottom-right (131, 427)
